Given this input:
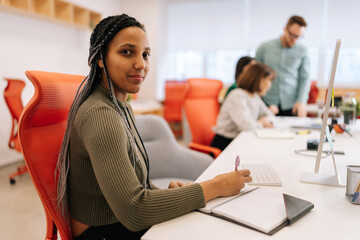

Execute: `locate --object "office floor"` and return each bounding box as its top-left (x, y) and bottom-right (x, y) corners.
top-left (0, 161), bottom-right (45, 239)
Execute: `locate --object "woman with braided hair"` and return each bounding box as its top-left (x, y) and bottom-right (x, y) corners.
top-left (56, 14), bottom-right (252, 239)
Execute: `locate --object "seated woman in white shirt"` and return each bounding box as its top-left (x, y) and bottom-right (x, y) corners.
top-left (210, 62), bottom-right (276, 150)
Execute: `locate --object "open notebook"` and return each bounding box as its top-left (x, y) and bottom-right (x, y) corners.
top-left (199, 187), bottom-right (314, 235)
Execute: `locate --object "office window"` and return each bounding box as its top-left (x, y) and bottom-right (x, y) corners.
top-left (162, 0), bottom-right (360, 100)
top-left (168, 51), bottom-right (205, 80)
top-left (205, 50), bottom-right (247, 85)
top-left (168, 50), bottom-right (249, 85)
top-left (324, 48), bottom-right (360, 84)
top-left (308, 47), bottom-right (320, 81)
top-left (168, 48), bottom-right (321, 87)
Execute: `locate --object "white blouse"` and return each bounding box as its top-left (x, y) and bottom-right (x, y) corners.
top-left (212, 88), bottom-right (274, 139)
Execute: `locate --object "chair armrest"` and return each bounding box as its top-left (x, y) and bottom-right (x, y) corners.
top-left (188, 142), bottom-right (221, 159)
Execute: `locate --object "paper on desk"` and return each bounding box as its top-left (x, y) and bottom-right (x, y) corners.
top-left (255, 129), bottom-right (295, 139)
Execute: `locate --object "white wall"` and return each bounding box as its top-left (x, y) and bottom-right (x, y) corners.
top-left (0, 0), bottom-right (122, 166)
top-left (248, 0), bottom-right (325, 48)
top-left (168, 0), bottom-right (245, 51)
top-left (119, 0), bottom-right (167, 101)
top-left (167, 0), bottom-right (360, 49)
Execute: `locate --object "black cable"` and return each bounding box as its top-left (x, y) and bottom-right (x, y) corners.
top-left (294, 149), bottom-right (330, 158)
top-left (124, 107), bottom-right (151, 189)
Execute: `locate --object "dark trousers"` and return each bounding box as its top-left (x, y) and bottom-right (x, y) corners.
top-left (73, 222), bottom-right (149, 240)
top-left (276, 108), bottom-right (294, 117)
top-left (263, 100), bottom-right (295, 117)
top-left (210, 134), bottom-right (233, 151)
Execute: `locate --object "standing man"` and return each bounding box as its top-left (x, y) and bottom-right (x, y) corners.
top-left (255, 15), bottom-right (310, 117)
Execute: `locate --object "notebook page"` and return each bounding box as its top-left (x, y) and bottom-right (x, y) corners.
top-left (199, 186), bottom-right (257, 213)
top-left (212, 188), bottom-right (287, 234)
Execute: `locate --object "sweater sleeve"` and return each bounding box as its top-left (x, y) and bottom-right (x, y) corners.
top-left (296, 49), bottom-right (311, 104)
top-left (80, 106), bottom-right (205, 231)
top-left (226, 92), bottom-right (259, 131)
top-left (258, 95), bottom-right (275, 118)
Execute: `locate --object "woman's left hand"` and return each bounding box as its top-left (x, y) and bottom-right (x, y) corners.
top-left (168, 181), bottom-right (192, 188)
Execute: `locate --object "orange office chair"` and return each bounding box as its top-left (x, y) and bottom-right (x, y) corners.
top-left (3, 78), bottom-right (28, 184)
top-left (18, 71), bottom-right (84, 240)
top-left (307, 80), bottom-right (319, 118)
top-left (163, 80), bottom-right (188, 138)
top-left (307, 80), bottom-right (319, 104)
top-left (183, 78), bottom-right (223, 158)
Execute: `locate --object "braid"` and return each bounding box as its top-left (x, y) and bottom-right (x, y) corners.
top-left (56, 14), bottom-right (147, 219)
top-left (101, 50), bottom-right (147, 184)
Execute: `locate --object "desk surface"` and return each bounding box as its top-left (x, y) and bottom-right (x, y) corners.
top-left (142, 118), bottom-right (360, 240)
top-left (129, 100), bottom-right (163, 115)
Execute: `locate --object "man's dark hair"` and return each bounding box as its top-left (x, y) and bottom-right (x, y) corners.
top-left (286, 15), bottom-right (307, 28)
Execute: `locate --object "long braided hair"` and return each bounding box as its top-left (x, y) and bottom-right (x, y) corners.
top-left (56, 14), bottom-right (149, 217)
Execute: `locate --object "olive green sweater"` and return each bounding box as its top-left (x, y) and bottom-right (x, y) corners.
top-left (68, 85), bottom-right (205, 232)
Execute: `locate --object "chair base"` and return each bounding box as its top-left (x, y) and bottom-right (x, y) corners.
top-left (9, 164), bottom-right (28, 184)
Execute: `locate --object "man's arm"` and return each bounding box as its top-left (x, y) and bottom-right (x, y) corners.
top-left (293, 49), bottom-right (311, 117)
top-left (295, 49), bottom-right (311, 104)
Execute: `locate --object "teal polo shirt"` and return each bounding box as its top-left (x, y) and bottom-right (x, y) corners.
top-left (255, 38), bottom-right (311, 110)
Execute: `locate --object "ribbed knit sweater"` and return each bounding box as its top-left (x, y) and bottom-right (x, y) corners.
top-left (68, 85), bottom-right (205, 232)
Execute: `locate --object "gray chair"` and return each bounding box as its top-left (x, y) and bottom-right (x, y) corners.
top-left (135, 114), bottom-right (213, 189)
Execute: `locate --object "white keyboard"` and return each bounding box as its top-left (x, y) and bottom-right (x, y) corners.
top-left (242, 163), bottom-right (282, 186)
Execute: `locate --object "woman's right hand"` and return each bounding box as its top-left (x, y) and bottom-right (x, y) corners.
top-left (200, 170), bottom-right (252, 202)
top-left (258, 116), bottom-right (274, 128)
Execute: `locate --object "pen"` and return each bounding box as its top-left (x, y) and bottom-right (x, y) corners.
top-left (345, 130), bottom-right (353, 138)
top-left (296, 130), bottom-right (311, 135)
top-left (235, 155), bottom-right (240, 171)
top-left (336, 124), bottom-right (353, 137)
top-left (352, 181), bottom-right (360, 202)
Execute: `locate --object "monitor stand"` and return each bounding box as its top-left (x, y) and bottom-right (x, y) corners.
top-left (300, 172), bottom-right (345, 187)
top-left (300, 148), bottom-right (345, 187)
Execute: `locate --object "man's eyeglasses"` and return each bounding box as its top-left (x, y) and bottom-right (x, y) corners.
top-left (287, 28), bottom-right (303, 39)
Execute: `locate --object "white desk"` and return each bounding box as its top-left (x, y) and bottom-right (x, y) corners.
top-left (142, 118), bottom-right (360, 240)
top-left (129, 100), bottom-right (163, 116)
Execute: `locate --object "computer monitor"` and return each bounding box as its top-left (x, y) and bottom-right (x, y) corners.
top-left (300, 39), bottom-right (345, 187)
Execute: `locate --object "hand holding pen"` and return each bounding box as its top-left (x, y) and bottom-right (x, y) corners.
top-left (214, 155), bottom-right (252, 196)
top-left (199, 155), bottom-right (252, 202)
top-left (235, 155), bottom-right (240, 171)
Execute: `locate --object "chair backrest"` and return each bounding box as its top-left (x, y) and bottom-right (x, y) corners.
top-left (19, 71), bottom-right (84, 240)
top-left (307, 80), bottom-right (319, 104)
top-left (163, 80), bottom-right (188, 122)
top-left (3, 78), bottom-right (26, 151)
top-left (135, 114), bottom-right (213, 180)
top-left (183, 78), bottom-right (223, 146)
